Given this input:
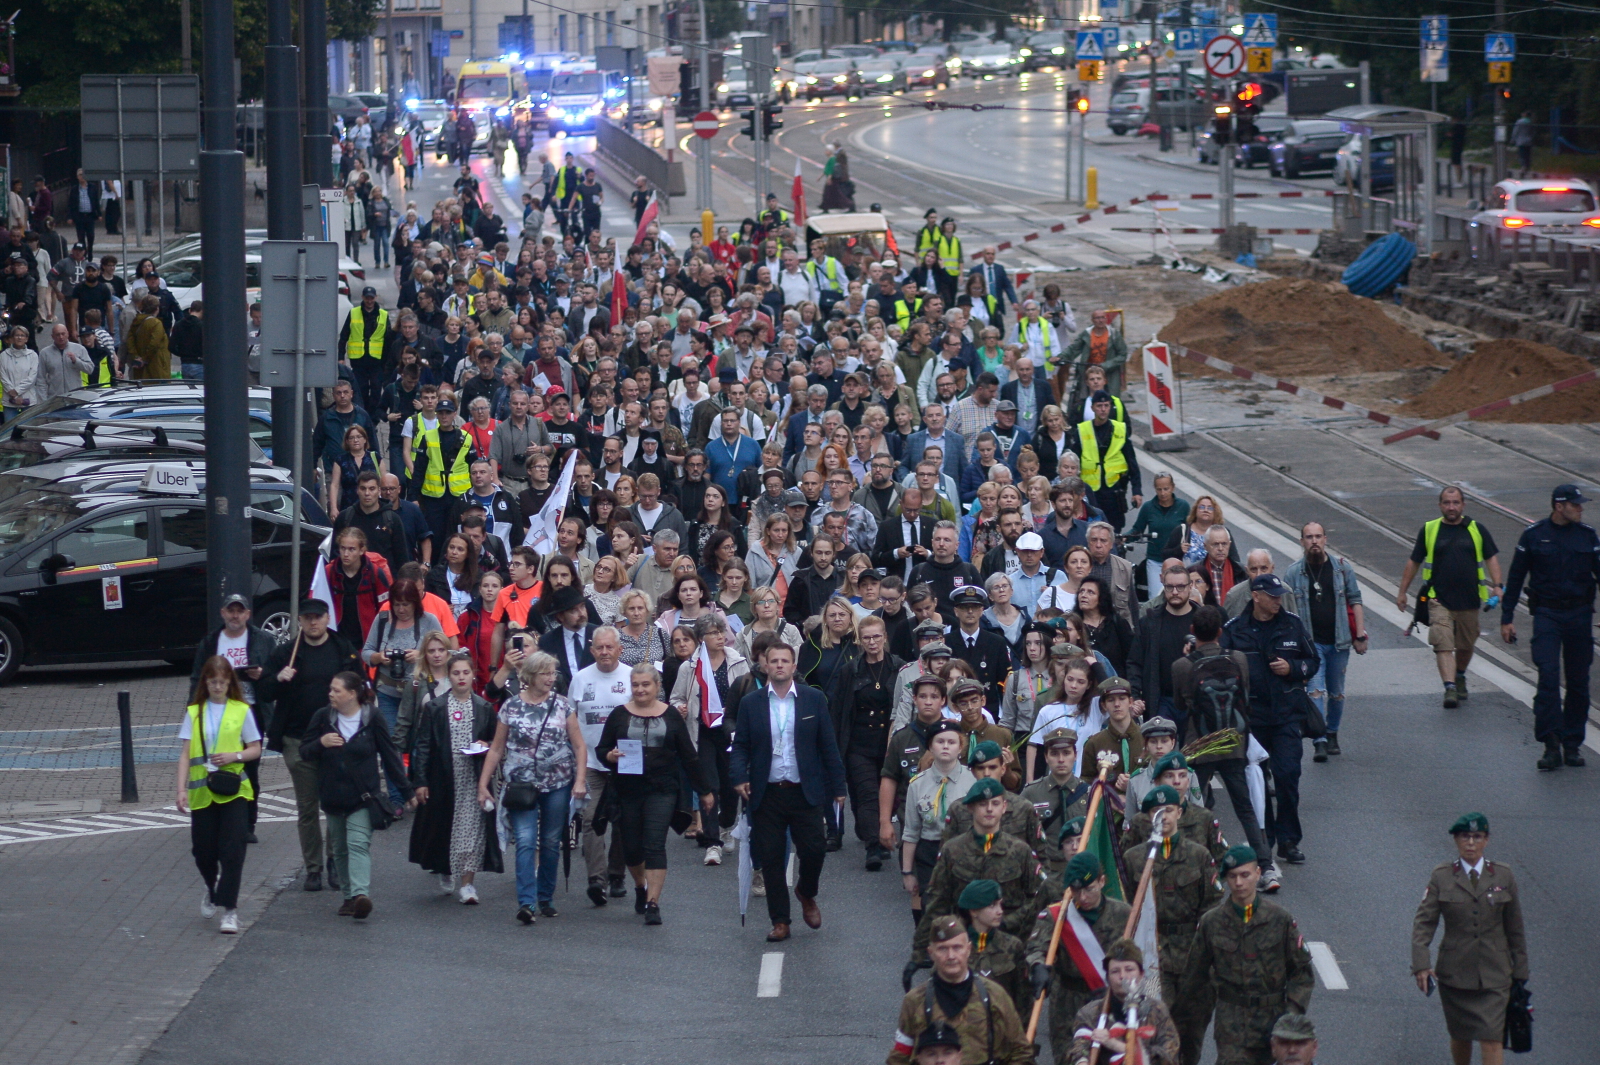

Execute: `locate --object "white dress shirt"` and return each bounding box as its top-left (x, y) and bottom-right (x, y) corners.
top-left (766, 681), bottom-right (801, 783)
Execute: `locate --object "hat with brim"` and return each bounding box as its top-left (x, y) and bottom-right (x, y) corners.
top-left (539, 583), bottom-right (586, 617)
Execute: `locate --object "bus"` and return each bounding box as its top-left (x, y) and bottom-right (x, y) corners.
top-left (454, 60), bottom-right (524, 117)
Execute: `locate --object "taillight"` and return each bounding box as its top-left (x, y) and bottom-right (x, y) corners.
top-left (1582, 217), bottom-right (1600, 229)
top-left (1501, 217), bottom-right (1533, 229)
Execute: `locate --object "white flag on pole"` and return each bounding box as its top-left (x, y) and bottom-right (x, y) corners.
top-left (524, 450), bottom-right (578, 554)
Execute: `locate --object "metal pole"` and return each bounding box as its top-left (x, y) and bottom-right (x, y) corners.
top-left (181, 0), bottom-right (193, 74)
top-left (1064, 83), bottom-right (1072, 203)
top-left (156, 81), bottom-right (165, 259)
top-left (117, 690), bottom-right (138, 804)
top-left (116, 82), bottom-right (127, 326)
top-left (1219, 147), bottom-right (1234, 228)
top-left (1360, 127), bottom-right (1372, 233)
top-left (267, 0), bottom-right (304, 470)
top-left (1492, 0), bottom-right (1506, 180)
top-left (201, 0), bottom-right (253, 620)
top-left (1077, 106), bottom-right (1087, 203)
top-left (697, 0), bottom-right (711, 212)
top-left (753, 91), bottom-right (765, 216)
top-left (289, 247), bottom-right (307, 631)
top-left (303, 0), bottom-right (333, 188)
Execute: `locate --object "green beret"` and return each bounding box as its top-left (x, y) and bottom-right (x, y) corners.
top-left (957, 878), bottom-right (1003, 911)
top-left (1058, 816), bottom-right (1086, 843)
top-left (967, 740), bottom-right (1003, 766)
top-left (929, 914), bottom-right (967, 943)
top-left (1063, 851), bottom-right (1103, 888)
top-left (963, 776), bottom-right (1006, 805)
top-left (1141, 784), bottom-right (1183, 812)
top-left (1449, 812), bottom-right (1490, 835)
top-left (1270, 1014), bottom-right (1316, 1041)
top-left (1219, 844), bottom-right (1258, 873)
top-left (1152, 752), bottom-right (1191, 779)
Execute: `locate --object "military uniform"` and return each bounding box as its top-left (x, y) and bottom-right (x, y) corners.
top-left (1120, 805), bottom-right (1227, 867)
top-left (943, 791), bottom-right (1046, 858)
top-left (1180, 896), bottom-right (1314, 1065)
top-left (1063, 990), bottom-right (1182, 1065)
top-left (1079, 720), bottom-right (1145, 782)
top-left (1020, 773), bottom-right (1090, 875)
top-left (1122, 835), bottom-right (1222, 1065)
top-left (970, 925), bottom-right (1033, 1018)
top-left (1025, 896), bottom-right (1133, 1064)
top-left (888, 972), bottom-right (1036, 1065)
top-left (1411, 856), bottom-right (1529, 1042)
top-left (919, 719), bottom-right (1020, 787)
top-left (882, 718), bottom-right (938, 826)
top-left (913, 830), bottom-right (1043, 961)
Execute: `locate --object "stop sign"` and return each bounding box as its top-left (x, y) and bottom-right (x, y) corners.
top-left (692, 111), bottom-right (720, 139)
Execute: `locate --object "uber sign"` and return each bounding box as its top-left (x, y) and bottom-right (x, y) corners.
top-left (141, 464), bottom-right (201, 496)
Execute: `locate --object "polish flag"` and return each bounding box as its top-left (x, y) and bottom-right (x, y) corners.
top-left (1061, 902), bottom-right (1108, 991)
top-left (692, 641), bottom-right (724, 729)
top-left (791, 159), bottom-right (807, 230)
top-left (610, 268), bottom-right (629, 324)
top-left (633, 193), bottom-right (660, 246)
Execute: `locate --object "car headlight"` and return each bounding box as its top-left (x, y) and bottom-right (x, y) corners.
top-left (921, 68), bottom-right (935, 77)
top-left (832, 74), bottom-right (848, 83)
top-left (495, 106), bottom-right (510, 117)
top-left (876, 74), bottom-right (894, 82)
top-left (806, 76), bottom-right (818, 84)
top-left (1051, 45), bottom-right (1066, 55)
top-left (717, 82), bottom-right (729, 93)
top-left (1019, 47), bottom-right (1032, 56)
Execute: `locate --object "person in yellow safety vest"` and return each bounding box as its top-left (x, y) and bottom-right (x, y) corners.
top-left (1396, 486), bottom-right (1505, 706)
top-left (410, 396), bottom-right (476, 545)
top-left (933, 218), bottom-right (962, 304)
top-left (177, 656), bottom-right (262, 936)
top-left (805, 239), bottom-right (846, 312)
top-left (914, 207), bottom-right (940, 255)
top-left (339, 285), bottom-right (388, 413)
top-left (891, 278), bottom-right (925, 332)
top-left (1013, 300), bottom-right (1058, 373)
top-left (1069, 389), bottom-right (1143, 532)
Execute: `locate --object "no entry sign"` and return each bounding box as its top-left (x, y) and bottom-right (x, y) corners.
top-left (693, 111), bottom-right (720, 138)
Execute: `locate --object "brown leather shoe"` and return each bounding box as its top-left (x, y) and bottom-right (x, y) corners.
top-left (766, 921), bottom-right (791, 942)
top-left (798, 894), bottom-right (821, 929)
top-left (336, 898), bottom-right (356, 917)
top-left (351, 894), bottom-right (373, 919)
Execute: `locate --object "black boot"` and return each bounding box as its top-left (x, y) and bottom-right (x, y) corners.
top-left (1324, 732), bottom-right (1341, 756)
top-left (1312, 739), bottom-right (1328, 763)
top-left (1564, 746), bottom-right (1586, 767)
top-left (1537, 740), bottom-right (1564, 772)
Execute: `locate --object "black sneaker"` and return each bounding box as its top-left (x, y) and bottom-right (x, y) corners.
top-left (1442, 685), bottom-right (1459, 709)
top-left (825, 831), bottom-right (843, 853)
top-left (303, 868), bottom-right (323, 892)
top-left (538, 902), bottom-right (559, 918)
top-left (586, 881), bottom-right (608, 907)
top-left (608, 875), bottom-right (628, 898)
top-left (516, 905), bottom-right (536, 925)
top-left (865, 845), bottom-right (884, 872)
top-left (644, 901), bottom-right (662, 925)
top-left (634, 884), bottom-right (649, 914)
top-left (1277, 844), bottom-right (1306, 865)
top-left (1537, 742), bottom-right (1564, 772)
top-left (1564, 747), bottom-right (1586, 767)
top-left (245, 831), bottom-right (259, 844)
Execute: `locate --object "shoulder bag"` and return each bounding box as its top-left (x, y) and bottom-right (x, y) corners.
top-left (195, 706), bottom-right (244, 797)
top-left (502, 696), bottom-right (558, 811)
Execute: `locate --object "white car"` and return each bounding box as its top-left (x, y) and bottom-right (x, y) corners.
top-left (158, 253), bottom-right (354, 323)
top-left (959, 41), bottom-right (1019, 76)
top-left (156, 232), bottom-right (366, 291)
top-left (1469, 179), bottom-right (1600, 242)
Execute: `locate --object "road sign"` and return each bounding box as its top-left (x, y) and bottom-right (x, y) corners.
top-left (1173, 27), bottom-right (1202, 60)
top-left (1421, 43), bottom-right (1449, 82)
top-left (1204, 35), bottom-right (1246, 78)
top-left (1074, 30), bottom-right (1105, 61)
top-left (1242, 13), bottom-right (1277, 46)
top-left (1484, 33), bottom-right (1515, 61)
top-left (692, 111), bottom-right (720, 138)
top-left (1077, 61), bottom-right (1104, 82)
top-left (1101, 26), bottom-right (1120, 50)
top-left (1488, 61), bottom-right (1512, 83)
top-left (1420, 15), bottom-right (1448, 43)
top-left (1246, 47), bottom-right (1274, 74)
top-left (79, 75), bottom-right (201, 180)
top-left (258, 241), bottom-right (340, 389)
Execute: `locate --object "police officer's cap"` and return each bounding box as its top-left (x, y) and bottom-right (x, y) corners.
top-left (1104, 937), bottom-right (1144, 968)
top-left (966, 739), bottom-right (1003, 765)
top-left (919, 641), bottom-right (953, 660)
top-left (1552, 483), bottom-right (1590, 505)
top-left (949, 677), bottom-right (986, 704)
top-left (915, 1024), bottom-right (962, 1051)
top-left (949, 585), bottom-right (989, 608)
top-left (1270, 1015), bottom-right (1317, 1042)
top-left (914, 619), bottom-right (947, 638)
top-left (1449, 812), bottom-right (1490, 835)
top-left (1250, 573), bottom-right (1287, 596)
top-left (1096, 676), bottom-right (1133, 698)
top-left (928, 914), bottom-right (967, 943)
top-left (1041, 727), bottom-right (1078, 752)
top-left (1151, 751), bottom-right (1191, 778)
top-left (912, 674), bottom-right (949, 697)
top-left (1141, 784), bottom-right (1183, 812)
top-left (1058, 816), bottom-right (1086, 843)
top-left (963, 776), bottom-right (1006, 805)
top-left (1063, 851), bottom-right (1103, 888)
top-left (1141, 716), bottom-right (1177, 739)
top-left (956, 878), bottom-right (1002, 910)
top-left (1219, 844), bottom-right (1258, 872)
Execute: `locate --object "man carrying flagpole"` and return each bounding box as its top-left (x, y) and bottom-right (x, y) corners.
top-left (1064, 939), bottom-right (1181, 1065)
top-left (791, 157), bottom-right (808, 232)
top-left (1027, 849), bottom-right (1132, 1065)
top-left (525, 450), bottom-right (579, 554)
top-left (668, 613), bottom-right (750, 865)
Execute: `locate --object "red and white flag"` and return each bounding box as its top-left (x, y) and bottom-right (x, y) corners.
top-left (610, 268), bottom-right (629, 325)
top-left (1061, 902), bottom-right (1108, 991)
top-left (791, 158), bottom-right (807, 230)
top-left (692, 641), bottom-right (724, 729)
top-left (633, 193), bottom-right (660, 245)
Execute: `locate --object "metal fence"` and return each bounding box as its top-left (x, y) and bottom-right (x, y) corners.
top-left (594, 117), bottom-right (686, 200)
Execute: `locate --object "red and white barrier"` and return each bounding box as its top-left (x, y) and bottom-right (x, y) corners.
top-left (1110, 227), bottom-right (1318, 235)
top-left (1382, 368), bottom-right (1600, 444)
top-left (1144, 340), bottom-right (1182, 438)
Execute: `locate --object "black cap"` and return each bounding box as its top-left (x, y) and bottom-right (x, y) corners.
top-left (434, 398), bottom-right (457, 413)
top-left (221, 594), bottom-right (251, 609)
top-left (857, 567), bottom-right (885, 582)
top-left (915, 1025), bottom-right (962, 1051)
top-left (362, 285), bottom-right (378, 298)
top-left (1552, 483), bottom-right (1590, 505)
top-left (1091, 389), bottom-right (1113, 405)
top-left (298, 598), bottom-right (330, 617)
top-left (539, 583), bottom-right (586, 616)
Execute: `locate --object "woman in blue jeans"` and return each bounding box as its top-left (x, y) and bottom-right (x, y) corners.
top-left (479, 651), bottom-right (587, 925)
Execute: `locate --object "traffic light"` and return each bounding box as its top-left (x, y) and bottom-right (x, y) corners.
top-left (762, 102), bottom-right (783, 135)
top-left (738, 108), bottom-right (757, 138)
top-left (679, 62), bottom-right (700, 111)
top-left (1066, 86), bottom-right (1083, 110)
top-left (1075, 93), bottom-right (1090, 115)
top-left (1233, 81), bottom-right (1263, 142)
top-left (1212, 104), bottom-right (1232, 145)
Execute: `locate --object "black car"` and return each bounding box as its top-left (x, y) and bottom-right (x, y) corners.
top-left (0, 471), bottom-right (326, 680)
top-left (1267, 119), bottom-right (1347, 178)
top-left (1234, 116), bottom-right (1292, 168)
top-left (0, 421), bottom-right (274, 476)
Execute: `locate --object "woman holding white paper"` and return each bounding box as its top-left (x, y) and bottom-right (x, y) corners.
top-left (595, 662), bottom-right (715, 926)
top-left (409, 654), bottom-right (501, 904)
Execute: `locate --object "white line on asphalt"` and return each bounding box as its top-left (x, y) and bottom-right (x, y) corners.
top-left (757, 953), bottom-right (784, 998)
top-left (1307, 942), bottom-right (1348, 990)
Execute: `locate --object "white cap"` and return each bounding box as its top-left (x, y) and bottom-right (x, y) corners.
top-left (1016, 532), bottom-right (1045, 551)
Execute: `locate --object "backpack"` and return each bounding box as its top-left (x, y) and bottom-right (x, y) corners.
top-left (1187, 648), bottom-right (1248, 737)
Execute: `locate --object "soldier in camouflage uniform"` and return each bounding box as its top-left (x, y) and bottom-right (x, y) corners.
top-left (1020, 728), bottom-right (1091, 878)
top-left (889, 914), bottom-right (1036, 1065)
top-left (943, 740), bottom-right (1045, 856)
top-left (911, 777), bottom-right (1044, 965)
top-left (1119, 752), bottom-right (1227, 864)
top-left (957, 878), bottom-right (1032, 1017)
top-left (1025, 852), bottom-right (1133, 1065)
top-left (1063, 938), bottom-right (1181, 1065)
top-left (881, 675), bottom-right (958, 858)
top-left (1121, 785), bottom-right (1223, 1065)
top-left (1180, 846), bottom-right (1314, 1065)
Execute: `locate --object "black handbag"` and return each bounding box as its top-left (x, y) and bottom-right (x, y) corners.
top-left (501, 699), bottom-right (558, 812)
top-left (1504, 981), bottom-right (1533, 1053)
top-left (1292, 685), bottom-right (1328, 740)
top-left (361, 788), bottom-right (398, 830)
top-left (195, 708), bottom-right (244, 797)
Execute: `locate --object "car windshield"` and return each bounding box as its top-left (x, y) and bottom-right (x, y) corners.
top-left (1514, 189), bottom-right (1596, 213)
top-left (458, 75), bottom-right (510, 100)
top-left (1307, 134), bottom-right (1348, 146)
top-left (1027, 32), bottom-right (1066, 46)
top-left (969, 43), bottom-right (1012, 55)
top-left (412, 105), bottom-right (448, 123)
top-left (1111, 92), bottom-right (1141, 106)
top-left (0, 489), bottom-right (84, 553)
top-left (551, 73), bottom-right (603, 94)
top-left (811, 60), bottom-right (854, 73)
top-left (162, 260), bottom-right (203, 288)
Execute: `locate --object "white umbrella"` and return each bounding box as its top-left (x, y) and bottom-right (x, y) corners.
top-left (730, 811), bottom-right (753, 925)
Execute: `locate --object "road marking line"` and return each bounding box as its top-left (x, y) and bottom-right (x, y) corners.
top-left (1307, 942), bottom-right (1348, 989)
top-left (757, 952), bottom-right (784, 998)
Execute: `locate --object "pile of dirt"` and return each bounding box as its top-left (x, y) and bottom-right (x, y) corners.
top-left (1405, 338), bottom-right (1600, 424)
top-left (1161, 278), bottom-right (1443, 377)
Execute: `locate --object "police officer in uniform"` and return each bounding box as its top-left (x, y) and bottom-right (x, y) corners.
top-left (1063, 938), bottom-right (1182, 1065)
top-left (1411, 813), bottom-right (1528, 1065)
top-left (1026, 852), bottom-right (1132, 1065)
top-left (1124, 785), bottom-right (1222, 1065)
top-left (1020, 727), bottom-right (1089, 878)
top-left (1499, 483), bottom-right (1600, 771)
top-left (1180, 845), bottom-right (1313, 1065)
top-left (957, 878), bottom-right (1032, 1016)
top-left (889, 914), bottom-right (1035, 1065)
top-left (949, 587), bottom-right (1012, 719)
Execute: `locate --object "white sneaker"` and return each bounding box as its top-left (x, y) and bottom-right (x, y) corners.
top-left (218, 910), bottom-right (239, 934)
top-left (1259, 867), bottom-right (1283, 893)
top-left (751, 870), bottom-right (766, 897)
top-left (458, 883), bottom-right (479, 905)
top-left (200, 893), bottom-right (217, 920)
top-left (703, 845), bottom-right (723, 866)
top-left (438, 873), bottom-right (455, 895)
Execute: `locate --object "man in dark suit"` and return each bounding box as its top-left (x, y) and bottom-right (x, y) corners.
top-left (968, 246), bottom-right (1019, 316)
top-left (1000, 357), bottom-right (1056, 440)
top-left (784, 384), bottom-right (831, 462)
top-left (536, 586), bottom-right (597, 691)
top-left (873, 484), bottom-right (937, 585)
top-left (947, 586), bottom-right (1011, 717)
top-left (730, 638), bottom-right (848, 943)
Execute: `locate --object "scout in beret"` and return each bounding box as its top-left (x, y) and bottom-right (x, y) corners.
top-left (1065, 938), bottom-right (1182, 1065)
top-left (1025, 848), bottom-right (1131, 1051)
top-left (1020, 725), bottom-right (1088, 877)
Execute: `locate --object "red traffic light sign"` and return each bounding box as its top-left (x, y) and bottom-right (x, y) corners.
top-left (1203, 35), bottom-right (1246, 78)
top-left (693, 111), bottom-right (720, 138)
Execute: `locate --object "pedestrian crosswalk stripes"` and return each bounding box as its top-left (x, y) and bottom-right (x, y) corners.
top-left (0, 791), bottom-right (300, 847)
